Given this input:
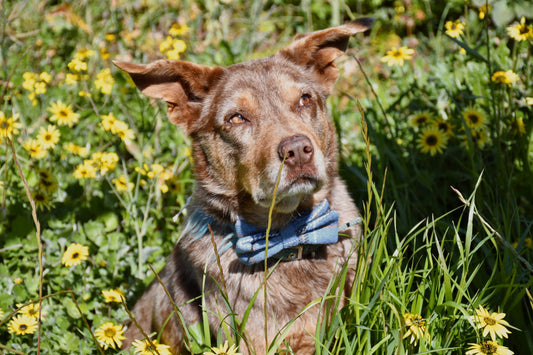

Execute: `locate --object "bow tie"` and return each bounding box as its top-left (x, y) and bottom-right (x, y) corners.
top-left (234, 199), bottom-right (340, 265)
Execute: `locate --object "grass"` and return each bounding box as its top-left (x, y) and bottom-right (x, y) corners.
top-left (1, 0), bottom-right (532, 354)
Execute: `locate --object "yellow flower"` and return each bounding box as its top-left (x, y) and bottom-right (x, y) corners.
top-left (466, 340), bottom-right (513, 355)
top-left (445, 20), bottom-right (465, 38)
top-left (23, 139), bottom-right (48, 159)
top-left (13, 277), bottom-right (23, 284)
top-left (380, 46), bottom-right (414, 67)
top-left (112, 175), bottom-right (134, 192)
top-left (408, 111), bottom-right (432, 127)
top-left (8, 314), bottom-right (38, 335)
top-left (36, 125), bottom-right (60, 150)
top-left (20, 72), bottom-right (48, 102)
top-left (34, 81), bottom-right (47, 95)
top-left (78, 90), bottom-right (91, 97)
top-left (68, 58), bottom-right (88, 72)
top-left (22, 72), bottom-right (38, 91)
top-left (17, 302), bottom-right (45, 319)
top-left (159, 36), bottom-right (174, 53)
top-left (169, 23), bottom-right (189, 37)
top-left (402, 313), bottom-right (429, 344)
top-left (32, 189), bottom-right (52, 210)
top-left (48, 100), bottom-right (80, 127)
top-left (417, 127), bottom-right (448, 156)
top-left (166, 177), bottom-right (182, 194)
top-left (91, 152), bottom-right (119, 175)
top-left (39, 72), bottom-right (52, 83)
top-left (433, 119), bottom-right (453, 136)
top-left (73, 160), bottom-right (98, 179)
top-left (491, 70), bottom-right (519, 86)
top-left (74, 47), bottom-right (95, 60)
top-left (135, 163), bottom-right (150, 176)
top-left (0, 112), bottom-right (22, 140)
top-left (37, 169), bottom-right (58, 194)
top-left (102, 289), bottom-right (125, 303)
top-left (470, 128), bottom-right (491, 149)
top-left (105, 33), bottom-right (116, 42)
top-left (526, 97), bottom-right (533, 105)
top-left (101, 113), bottom-right (118, 132)
top-left (462, 107), bottom-right (488, 131)
top-left (478, 4), bottom-right (492, 20)
top-left (471, 305), bottom-right (511, 341)
top-left (165, 39), bottom-right (187, 60)
top-left (0, 308), bottom-right (4, 319)
top-left (159, 183), bottom-right (169, 193)
top-left (99, 47), bottom-right (110, 60)
top-left (507, 17), bottom-right (533, 42)
top-left (114, 120), bottom-right (135, 143)
top-left (132, 338), bottom-right (172, 355)
top-left (65, 73), bottom-right (79, 85)
top-left (147, 163), bottom-right (165, 179)
top-left (160, 35), bottom-right (187, 60)
top-left (95, 322), bottom-right (126, 350)
top-left (64, 142), bottom-right (89, 157)
top-left (94, 68), bottom-right (115, 95)
top-left (61, 243), bottom-right (89, 267)
top-left (204, 340), bottom-right (242, 355)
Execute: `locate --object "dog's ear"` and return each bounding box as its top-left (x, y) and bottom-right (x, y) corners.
top-left (278, 18), bottom-right (373, 88)
top-left (113, 60), bottom-right (224, 133)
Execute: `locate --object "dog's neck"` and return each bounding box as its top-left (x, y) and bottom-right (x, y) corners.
top-left (193, 183), bottom-right (333, 230)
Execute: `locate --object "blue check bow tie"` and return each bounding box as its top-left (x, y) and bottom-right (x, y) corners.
top-left (234, 199), bottom-right (340, 265)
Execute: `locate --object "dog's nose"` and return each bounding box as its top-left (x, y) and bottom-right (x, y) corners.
top-left (278, 135), bottom-right (314, 167)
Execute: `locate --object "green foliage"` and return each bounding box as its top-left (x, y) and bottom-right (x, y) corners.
top-left (1, 0), bottom-right (532, 354)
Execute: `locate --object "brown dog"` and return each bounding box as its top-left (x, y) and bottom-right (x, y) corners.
top-left (115, 18), bottom-right (373, 354)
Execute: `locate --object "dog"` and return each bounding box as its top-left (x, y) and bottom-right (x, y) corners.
top-left (114, 17), bottom-right (373, 354)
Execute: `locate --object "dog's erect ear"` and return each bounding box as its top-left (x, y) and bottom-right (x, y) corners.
top-left (278, 17), bottom-right (373, 88)
top-left (113, 60), bottom-right (224, 133)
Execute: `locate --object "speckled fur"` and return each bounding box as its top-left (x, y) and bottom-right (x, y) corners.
top-left (115, 18), bottom-right (373, 355)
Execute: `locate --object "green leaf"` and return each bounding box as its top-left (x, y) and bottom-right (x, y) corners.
top-left (62, 298), bottom-right (81, 319)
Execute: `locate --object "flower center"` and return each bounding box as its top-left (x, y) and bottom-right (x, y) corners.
top-left (29, 309), bottom-right (38, 316)
top-left (468, 114), bottom-right (479, 124)
top-left (519, 25), bottom-right (529, 35)
top-left (104, 328), bottom-right (116, 337)
top-left (426, 135), bottom-right (438, 146)
top-left (72, 252), bottom-right (80, 259)
top-left (1, 121), bottom-right (8, 129)
top-left (480, 341), bottom-right (497, 354)
top-left (20, 324), bottom-right (28, 331)
top-left (59, 110), bottom-right (68, 117)
top-left (484, 316), bottom-right (496, 326)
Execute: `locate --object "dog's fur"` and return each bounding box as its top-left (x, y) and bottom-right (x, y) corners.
top-left (115, 18), bottom-right (373, 354)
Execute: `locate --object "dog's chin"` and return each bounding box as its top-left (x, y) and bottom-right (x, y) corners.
top-left (254, 178), bottom-right (324, 213)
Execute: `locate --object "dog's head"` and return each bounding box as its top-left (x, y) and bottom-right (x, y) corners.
top-left (115, 19), bottom-right (373, 222)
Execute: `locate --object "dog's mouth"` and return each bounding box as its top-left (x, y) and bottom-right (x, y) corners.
top-left (285, 173), bottom-right (323, 192)
top-left (254, 173), bottom-right (324, 213)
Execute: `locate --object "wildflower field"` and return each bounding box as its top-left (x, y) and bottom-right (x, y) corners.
top-left (1, 0), bottom-right (533, 354)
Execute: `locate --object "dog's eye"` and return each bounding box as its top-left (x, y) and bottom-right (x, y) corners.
top-left (298, 94), bottom-right (312, 107)
top-left (228, 114), bottom-right (247, 124)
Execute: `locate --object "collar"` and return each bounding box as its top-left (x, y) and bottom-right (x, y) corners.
top-left (234, 199), bottom-right (340, 265)
top-left (176, 199), bottom-right (362, 265)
